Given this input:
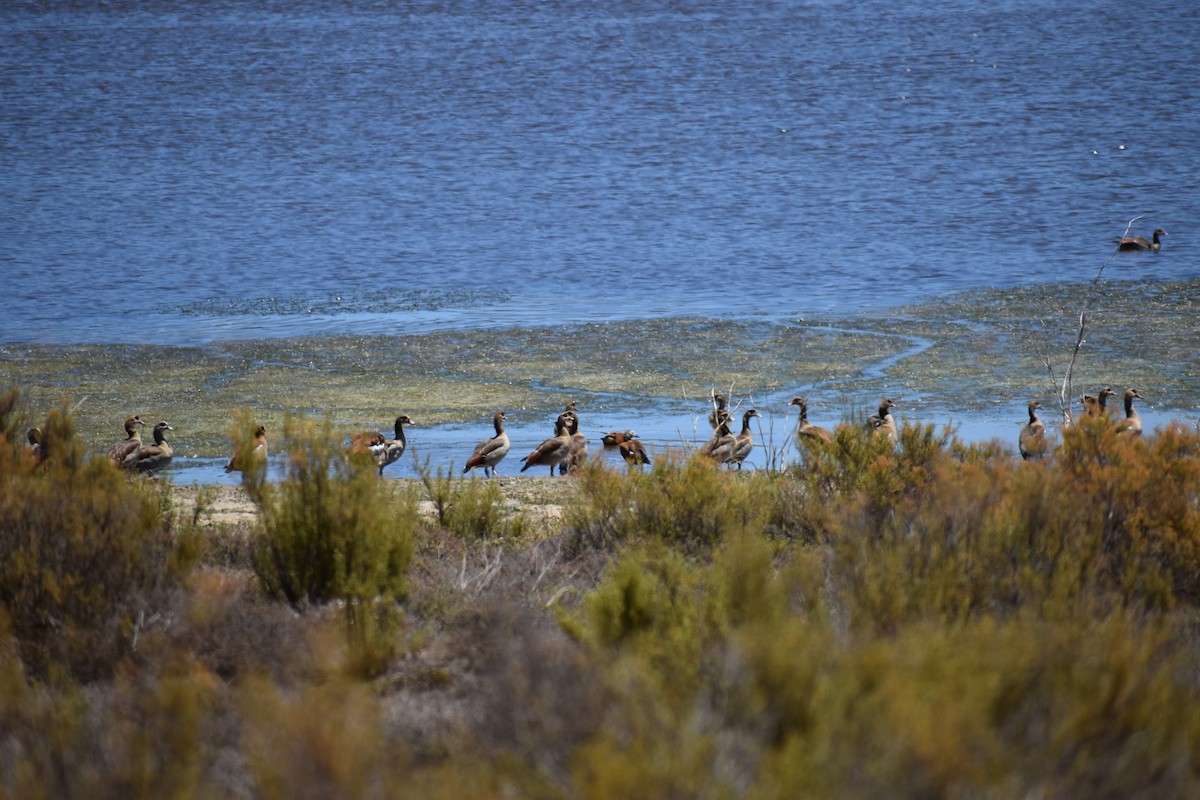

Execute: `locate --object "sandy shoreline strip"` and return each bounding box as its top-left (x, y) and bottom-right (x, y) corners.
top-left (172, 477), bottom-right (574, 532)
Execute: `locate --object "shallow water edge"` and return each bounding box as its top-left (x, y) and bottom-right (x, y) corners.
top-left (3, 279), bottom-right (1197, 483)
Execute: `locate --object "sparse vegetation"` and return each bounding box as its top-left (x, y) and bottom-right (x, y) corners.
top-left (3, 388), bottom-right (1200, 797)
top-left (417, 457), bottom-right (532, 540)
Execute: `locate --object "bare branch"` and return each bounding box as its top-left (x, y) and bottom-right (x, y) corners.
top-left (1044, 216), bottom-right (1142, 427)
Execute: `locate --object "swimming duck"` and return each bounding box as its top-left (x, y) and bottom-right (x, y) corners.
top-left (729, 408), bottom-right (762, 469)
top-left (789, 397), bottom-right (834, 444)
top-left (618, 434), bottom-right (652, 467)
top-left (1115, 388), bottom-right (1143, 436)
top-left (1117, 228), bottom-right (1167, 252)
top-left (463, 411), bottom-right (511, 477)
top-left (1019, 401), bottom-right (1047, 460)
top-left (123, 421), bottom-right (174, 474)
top-left (225, 424), bottom-right (268, 474)
top-left (106, 414), bottom-right (146, 465)
top-left (520, 413), bottom-right (574, 476)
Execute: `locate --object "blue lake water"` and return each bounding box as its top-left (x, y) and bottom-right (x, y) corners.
top-left (4, 0), bottom-right (1197, 345)
top-left (2, 0), bottom-right (1198, 480)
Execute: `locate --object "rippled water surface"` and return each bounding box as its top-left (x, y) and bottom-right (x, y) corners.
top-left (3, 1), bottom-right (1198, 481)
top-left (3, 0), bottom-right (1198, 344)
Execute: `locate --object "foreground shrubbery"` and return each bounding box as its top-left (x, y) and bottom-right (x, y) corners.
top-left (246, 414), bottom-right (420, 677)
top-left (2, 389), bottom-right (1200, 797)
top-left (560, 420), bottom-right (1200, 796)
top-left (0, 391), bottom-right (200, 680)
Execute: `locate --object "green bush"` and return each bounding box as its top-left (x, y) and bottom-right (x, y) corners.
top-left (418, 459), bottom-right (529, 539)
top-left (558, 420), bottom-right (1200, 796)
top-left (250, 414), bottom-right (416, 606)
top-left (784, 416), bottom-right (1200, 628)
top-left (566, 454), bottom-right (773, 554)
top-left (4, 387), bottom-right (1200, 798)
top-left (249, 414), bottom-right (418, 676)
top-left (564, 522), bottom-right (1200, 798)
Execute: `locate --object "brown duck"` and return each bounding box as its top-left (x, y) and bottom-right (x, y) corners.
top-left (123, 421), bottom-right (174, 474)
top-left (870, 398), bottom-right (898, 446)
top-left (1114, 388), bottom-right (1143, 436)
top-left (700, 417), bottom-right (737, 464)
top-left (729, 408), bottom-right (762, 469)
top-left (618, 434), bottom-right (652, 467)
top-left (463, 411), bottom-right (511, 477)
top-left (375, 415), bottom-right (415, 476)
top-left (1080, 394), bottom-right (1099, 418)
top-left (560, 409), bottom-right (588, 475)
top-left (520, 412), bottom-right (574, 476)
top-left (225, 424), bottom-right (268, 474)
top-left (789, 396), bottom-right (833, 444)
top-left (1117, 228), bottom-right (1166, 252)
top-left (601, 429), bottom-right (637, 447)
top-left (107, 414), bottom-right (146, 465)
top-left (1019, 401), bottom-right (1047, 460)
top-left (1096, 386), bottom-right (1117, 418)
top-left (708, 392), bottom-right (730, 429)
top-left (26, 427), bottom-right (42, 460)
top-left (349, 415), bottom-right (414, 476)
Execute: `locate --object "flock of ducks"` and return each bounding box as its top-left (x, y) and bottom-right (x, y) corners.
top-left (20, 414), bottom-right (180, 472)
top-left (25, 385), bottom-right (1144, 480)
top-left (1018, 387), bottom-right (1143, 461)
top-left (464, 402), bottom-right (650, 478)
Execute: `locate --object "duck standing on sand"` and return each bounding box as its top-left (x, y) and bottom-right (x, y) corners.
top-left (520, 412), bottom-right (574, 477)
top-left (700, 416), bottom-right (737, 464)
top-left (560, 409), bottom-right (588, 475)
top-left (349, 414), bottom-right (414, 476)
top-left (729, 408), bottom-right (762, 469)
top-left (375, 415), bottom-right (415, 476)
